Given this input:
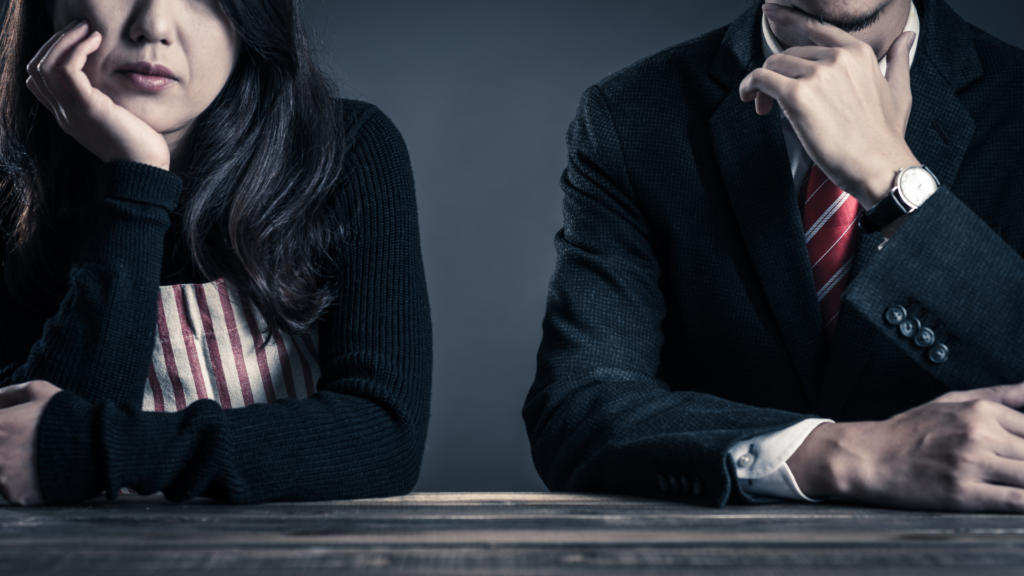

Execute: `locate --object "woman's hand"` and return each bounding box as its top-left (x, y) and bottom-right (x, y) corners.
top-left (24, 20), bottom-right (171, 171)
top-left (0, 380), bottom-right (63, 506)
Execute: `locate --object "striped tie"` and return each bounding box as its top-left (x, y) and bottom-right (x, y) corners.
top-left (802, 165), bottom-right (862, 339)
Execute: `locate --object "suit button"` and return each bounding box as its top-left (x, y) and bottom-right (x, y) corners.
top-left (899, 317), bottom-right (921, 338)
top-left (736, 453), bottom-right (755, 468)
top-left (667, 474), bottom-right (679, 495)
top-left (914, 327), bottom-right (936, 348)
top-left (885, 305), bottom-right (907, 326)
top-left (657, 474), bottom-right (669, 494)
top-left (677, 475), bottom-right (690, 494)
top-left (928, 343), bottom-right (950, 365)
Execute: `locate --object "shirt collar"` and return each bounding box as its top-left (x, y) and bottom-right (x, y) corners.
top-left (761, 2), bottom-right (920, 74)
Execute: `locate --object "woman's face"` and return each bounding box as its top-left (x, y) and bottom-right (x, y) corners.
top-left (51, 0), bottom-right (240, 153)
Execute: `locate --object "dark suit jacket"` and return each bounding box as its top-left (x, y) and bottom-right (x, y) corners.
top-left (523, 0), bottom-right (1024, 507)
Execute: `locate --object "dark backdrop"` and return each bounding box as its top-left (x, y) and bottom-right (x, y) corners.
top-left (2, 1), bottom-right (1022, 491)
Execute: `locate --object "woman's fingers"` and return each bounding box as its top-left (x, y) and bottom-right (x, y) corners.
top-left (35, 21), bottom-right (93, 84)
top-left (24, 74), bottom-right (57, 116)
top-left (26, 19), bottom-right (87, 76)
top-left (25, 23), bottom-right (102, 130)
top-left (0, 382), bottom-right (33, 410)
top-left (64, 31), bottom-right (103, 100)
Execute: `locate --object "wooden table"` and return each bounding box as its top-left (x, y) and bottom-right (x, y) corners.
top-left (2, 492), bottom-right (1023, 575)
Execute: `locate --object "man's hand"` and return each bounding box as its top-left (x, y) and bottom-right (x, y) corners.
top-left (788, 382), bottom-right (1024, 512)
top-left (738, 3), bottom-right (919, 207)
top-left (0, 381), bottom-right (62, 506)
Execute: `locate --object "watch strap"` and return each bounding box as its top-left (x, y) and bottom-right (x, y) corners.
top-left (859, 193), bottom-right (906, 233)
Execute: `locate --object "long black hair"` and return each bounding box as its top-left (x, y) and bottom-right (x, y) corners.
top-left (0, 0), bottom-right (347, 338)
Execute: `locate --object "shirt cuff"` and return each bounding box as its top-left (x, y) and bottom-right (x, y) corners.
top-left (729, 418), bottom-right (833, 502)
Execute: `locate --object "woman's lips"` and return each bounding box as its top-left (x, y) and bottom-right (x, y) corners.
top-left (117, 71), bottom-right (176, 93)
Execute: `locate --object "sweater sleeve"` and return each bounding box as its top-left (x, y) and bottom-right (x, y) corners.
top-left (0, 161), bottom-right (182, 406)
top-left (35, 105), bottom-right (433, 504)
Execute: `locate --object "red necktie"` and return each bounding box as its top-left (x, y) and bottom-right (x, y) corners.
top-left (801, 165), bottom-right (862, 340)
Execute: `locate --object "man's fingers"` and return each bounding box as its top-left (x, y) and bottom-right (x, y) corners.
top-left (994, 407), bottom-right (1024, 444)
top-left (781, 45), bottom-right (837, 62)
top-left (984, 382), bottom-right (1024, 409)
top-left (739, 68), bottom-right (796, 105)
top-left (754, 92), bottom-right (775, 116)
top-left (884, 31), bottom-right (915, 95)
top-left (981, 456), bottom-right (1024, 489)
top-left (763, 53), bottom-right (818, 79)
top-left (965, 481), bottom-right (1024, 513)
top-left (939, 383), bottom-right (1024, 408)
top-left (762, 3), bottom-right (859, 49)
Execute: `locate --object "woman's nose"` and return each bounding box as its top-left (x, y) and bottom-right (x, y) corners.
top-left (127, 0), bottom-right (175, 45)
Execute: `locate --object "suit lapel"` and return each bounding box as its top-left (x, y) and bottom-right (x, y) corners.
top-left (902, 0), bottom-right (979, 188)
top-left (819, 0), bottom-right (981, 416)
top-left (709, 6), bottom-right (825, 406)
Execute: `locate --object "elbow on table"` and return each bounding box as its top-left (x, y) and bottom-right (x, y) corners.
top-left (522, 385), bottom-right (605, 494)
top-left (324, 411), bottom-right (428, 501)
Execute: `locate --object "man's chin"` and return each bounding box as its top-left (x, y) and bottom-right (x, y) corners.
top-left (767, 0), bottom-right (894, 33)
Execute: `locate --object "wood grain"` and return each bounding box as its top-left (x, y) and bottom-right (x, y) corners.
top-left (2, 492), bottom-right (1023, 575)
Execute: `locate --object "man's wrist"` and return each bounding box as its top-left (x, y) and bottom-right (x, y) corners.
top-left (857, 147), bottom-right (921, 208)
top-left (786, 421), bottom-right (864, 500)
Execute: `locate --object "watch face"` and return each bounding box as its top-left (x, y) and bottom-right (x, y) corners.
top-left (898, 167), bottom-right (939, 209)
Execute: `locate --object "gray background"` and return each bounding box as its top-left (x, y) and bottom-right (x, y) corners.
top-left (3, 1), bottom-right (1023, 492)
top-left (299, 0), bottom-right (1024, 492)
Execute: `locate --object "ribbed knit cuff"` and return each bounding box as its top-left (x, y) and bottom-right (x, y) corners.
top-left (36, 391), bottom-right (104, 505)
top-left (96, 160), bottom-right (183, 211)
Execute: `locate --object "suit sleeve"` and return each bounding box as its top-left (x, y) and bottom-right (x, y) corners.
top-left (522, 86), bottom-right (812, 507)
top-left (845, 185), bottom-right (1024, 389)
top-left (35, 106), bottom-right (432, 504)
top-left (0, 162), bottom-right (181, 406)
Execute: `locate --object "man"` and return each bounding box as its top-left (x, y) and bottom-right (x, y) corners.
top-left (523, 0), bottom-right (1024, 511)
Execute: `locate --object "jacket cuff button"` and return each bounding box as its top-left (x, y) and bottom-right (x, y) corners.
top-left (899, 316), bottom-right (921, 338)
top-left (913, 326), bottom-right (936, 348)
top-left (928, 343), bottom-right (950, 364)
top-left (885, 305), bottom-right (908, 326)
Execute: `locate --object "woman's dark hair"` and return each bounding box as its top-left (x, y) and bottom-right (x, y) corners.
top-left (0, 0), bottom-right (346, 338)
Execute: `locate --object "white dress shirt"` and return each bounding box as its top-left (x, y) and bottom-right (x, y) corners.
top-left (729, 2), bottom-right (921, 502)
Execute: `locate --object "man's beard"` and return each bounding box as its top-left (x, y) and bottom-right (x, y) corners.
top-left (795, 0), bottom-right (895, 32)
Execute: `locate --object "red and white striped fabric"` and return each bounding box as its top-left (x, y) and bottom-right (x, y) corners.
top-left (801, 165), bottom-right (862, 339)
top-left (143, 278), bottom-right (320, 413)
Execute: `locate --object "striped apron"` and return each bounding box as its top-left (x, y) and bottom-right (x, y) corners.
top-left (144, 278), bottom-right (321, 413)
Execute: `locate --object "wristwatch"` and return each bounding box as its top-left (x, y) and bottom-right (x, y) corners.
top-left (859, 165), bottom-right (940, 233)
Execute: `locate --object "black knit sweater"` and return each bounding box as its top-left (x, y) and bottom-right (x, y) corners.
top-left (0, 100), bottom-right (432, 504)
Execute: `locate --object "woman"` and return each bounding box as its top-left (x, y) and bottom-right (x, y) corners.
top-left (0, 0), bottom-right (431, 505)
